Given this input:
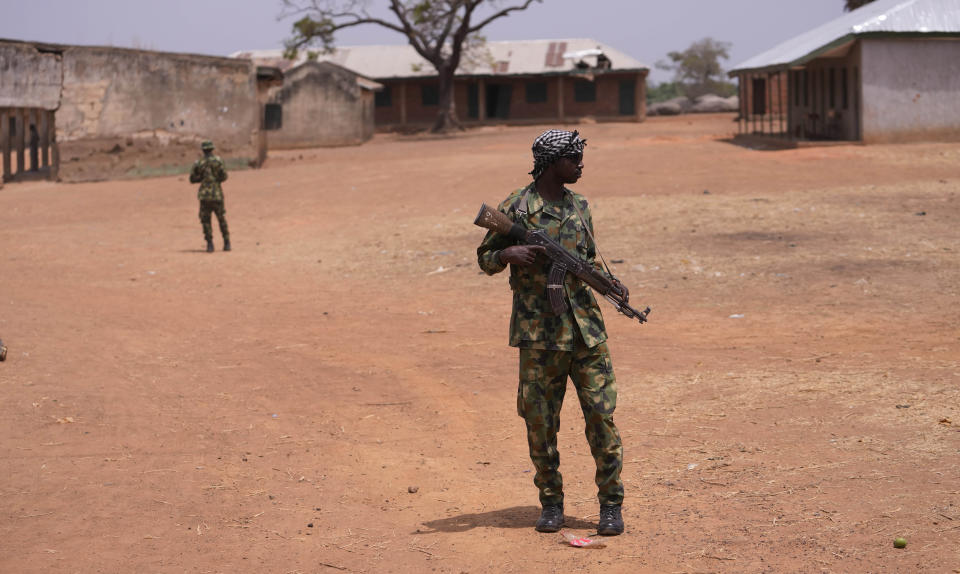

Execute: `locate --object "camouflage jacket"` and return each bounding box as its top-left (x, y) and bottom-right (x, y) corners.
top-left (477, 184), bottom-right (609, 351)
top-left (189, 155), bottom-right (228, 201)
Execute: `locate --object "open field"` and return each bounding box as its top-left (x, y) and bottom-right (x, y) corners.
top-left (1, 113), bottom-right (959, 573)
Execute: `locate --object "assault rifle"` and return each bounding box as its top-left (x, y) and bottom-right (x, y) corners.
top-left (474, 203), bottom-right (650, 325)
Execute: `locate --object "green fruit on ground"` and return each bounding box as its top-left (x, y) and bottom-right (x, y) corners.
top-left (893, 537), bottom-right (907, 549)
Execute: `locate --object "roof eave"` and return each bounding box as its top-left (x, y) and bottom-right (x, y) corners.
top-left (377, 67), bottom-right (649, 81)
top-left (729, 33), bottom-right (857, 76)
top-left (729, 30), bottom-right (960, 76)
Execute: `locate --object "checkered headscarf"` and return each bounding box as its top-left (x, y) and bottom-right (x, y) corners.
top-left (529, 129), bottom-right (587, 180)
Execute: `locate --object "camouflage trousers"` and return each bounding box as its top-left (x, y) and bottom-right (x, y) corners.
top-left (517, 340), bottom-right (624, 506)
top-left (199, 199), bottom-right (229, 242)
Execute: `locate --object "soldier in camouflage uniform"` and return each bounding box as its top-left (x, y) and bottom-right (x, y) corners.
top-left (477, 129), bottom-right (626, 536)
top-left (189, 140), bottom-right (231, 253)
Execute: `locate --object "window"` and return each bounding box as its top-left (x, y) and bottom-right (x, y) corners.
top-left (792, 72), bottom-right (797, 106)
top-left (803, 70), bottom-right (809, 106)
top-left (573, 80), bottom-right (595, 103)
top-left (853, 68), bottom-right (859, 111)
top-left (810, 70), bottom-right (818, 111)
top-left (375, 85), bottom-right (392, 107)
top-left (421, 84), bottom-right (439, 106)
top-left (793, 71), bottom-right (801, 106)
top-left (820, 69), bottom-right (826, 112)
top-left (829, 68), bottom-right (836, 108)
top-left (751, 77), bottom-right (767, 115)
top-left (841, 68), bottom-right (849, 110)
top-left (264, 103), bottom-right (282, 131)
top-left (525, 81), bottom-right (548, 104)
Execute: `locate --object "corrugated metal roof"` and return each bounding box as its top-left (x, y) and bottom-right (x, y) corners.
top-left (729, 0), bottom-right (960, 74)
top-left (232, 38), bottom-right (647, 79)
top-left (284, 60), bottom-right (384, 91)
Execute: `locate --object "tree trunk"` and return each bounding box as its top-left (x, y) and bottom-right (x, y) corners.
top-left (432, 65), bottom-right (463, 133)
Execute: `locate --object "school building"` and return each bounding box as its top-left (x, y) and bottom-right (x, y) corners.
top-left (235, 38), bottom-right (649, 131)
top-left (729, 0), bottom-right (960, 144)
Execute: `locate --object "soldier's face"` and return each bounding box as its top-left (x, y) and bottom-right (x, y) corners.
top-left (557, 153), bottom-right (583, 184)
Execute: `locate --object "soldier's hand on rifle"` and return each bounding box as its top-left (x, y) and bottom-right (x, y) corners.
top-left (499, 245), bottom-right (546, 266)
top-left (611, 277), bottom-right (629, 303)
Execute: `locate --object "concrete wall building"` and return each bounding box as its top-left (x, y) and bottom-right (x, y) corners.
top-left (237, 39), bottom-right (649, 131)
top-left (1, 39), bottom-right (263, 183)
top-left (260, 61), bottom-right (381, 149)
top-left (0, 40), bottom-right (61, 182)
top-left (729, 0), bottom-right (960, 144)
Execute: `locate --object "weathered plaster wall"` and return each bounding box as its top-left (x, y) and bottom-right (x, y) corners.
top-left (56, 46), bottom-right (261, 180)
top-left (861, 37), bottom-right (960, 143)
top-left (0, 41), bottom-right (62, 109)
top-left (266, 62), bottom-right (375, 149)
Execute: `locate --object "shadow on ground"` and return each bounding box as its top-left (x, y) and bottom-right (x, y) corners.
top-left (418, 505), bottom-right (597, 533)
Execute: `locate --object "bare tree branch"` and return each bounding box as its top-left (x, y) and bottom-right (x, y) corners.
top-left (387, 0), bottom-right (432, 59)
top-left (467, 0), bottom-right (538, 34)
top-left (279, 0), bottom-right (543, 132)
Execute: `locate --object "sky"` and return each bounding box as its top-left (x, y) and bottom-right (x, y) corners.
top-left (0, 0), bottom-right (850, 84)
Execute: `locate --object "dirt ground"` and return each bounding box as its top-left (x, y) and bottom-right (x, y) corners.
top-left (1, 113), bottom-right (958, 573)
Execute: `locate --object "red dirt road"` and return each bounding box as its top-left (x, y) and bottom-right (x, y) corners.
top-left (1, 114), bottom-right (958, 573)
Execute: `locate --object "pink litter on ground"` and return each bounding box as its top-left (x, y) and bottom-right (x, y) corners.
top-left (561, 530), bottom-right (606, 548)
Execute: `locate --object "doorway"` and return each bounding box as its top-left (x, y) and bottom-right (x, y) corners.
top-left (619, 79), bottom-right (635, 116)
top-left (1, 108), bottom-right (57, 182)
top-left (485, 84), bottom-right (512, 119)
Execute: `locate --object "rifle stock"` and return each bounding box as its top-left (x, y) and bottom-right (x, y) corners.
top-left (474, 203), bottom-right (527, 240)
top-left (474, 203), bottom-right (650, 324)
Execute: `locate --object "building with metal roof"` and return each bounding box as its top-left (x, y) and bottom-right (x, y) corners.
top-left (1, 38), bottom-right (265, 183)
top-left (260, 60), bottom-right (382, 149)
top-left (234, 39), bottom-right (649, 130)
top-left (728, 0), bottom-right (960, 143)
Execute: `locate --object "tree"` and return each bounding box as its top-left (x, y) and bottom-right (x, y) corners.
top-left (845, 0), bottom-right (876, 11)
top-left (281, 0), bottom-right (542, 133)
top-left (656, 37), bottom-right (736, 100)
top-left (646, 81), bottom-right (682, 105)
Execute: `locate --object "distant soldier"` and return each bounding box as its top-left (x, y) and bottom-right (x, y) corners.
top-left (189, 140), bottom-right (231, 253)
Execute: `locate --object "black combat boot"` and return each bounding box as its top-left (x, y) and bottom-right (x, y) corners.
top-left (597, 504), bottom-right (624, 536)
top-left (535, 503), bottom-right (564, 533)
top-left (206, 239), bottom-right (214, 253)
top-left (223, 238), bottom-right (231, 252)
